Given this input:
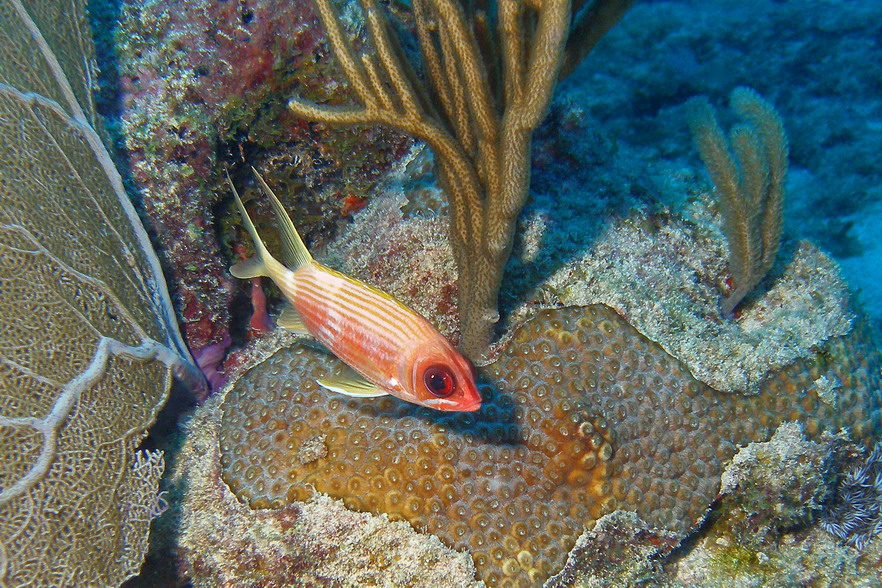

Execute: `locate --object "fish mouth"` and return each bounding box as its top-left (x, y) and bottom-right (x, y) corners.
top-left (422, 397), bottom-right (481, 412)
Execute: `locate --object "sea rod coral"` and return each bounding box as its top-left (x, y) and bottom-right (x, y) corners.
top-left (288, 0), bottom-right (635, 357)
top-left (688, 87), bottom-right (787, 317)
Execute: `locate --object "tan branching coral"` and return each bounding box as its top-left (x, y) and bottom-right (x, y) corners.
top-left (288, 0), bottom-right (633, 358)
top-left (688, 87), bottom-right (788, 317)
top-left (0, 0), bottom-right (200, 584)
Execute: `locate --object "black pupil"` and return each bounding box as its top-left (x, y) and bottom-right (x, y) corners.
top-left (424, 366), bottom-right (455, 397)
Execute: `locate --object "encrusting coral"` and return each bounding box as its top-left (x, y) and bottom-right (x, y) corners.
top-left (181, 301), bottom-right (882, 587)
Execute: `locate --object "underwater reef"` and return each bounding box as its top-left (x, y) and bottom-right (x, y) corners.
top-left (152, 0), bottom-right (882, 585)
top-left (178, 234), bottom-right (882, 586)
top-left (2, 0), bottom-right (882, 585)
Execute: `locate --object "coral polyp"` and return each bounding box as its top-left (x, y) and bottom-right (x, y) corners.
top-left (208, 305), bottom-right (882, 586)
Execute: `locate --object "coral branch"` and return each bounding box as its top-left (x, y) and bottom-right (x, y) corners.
top-left (688, 87), bottom-right (788, 317)
top-left (288, 0), bottom-right (632, 358)
top-left (0, 336), bottom-right (189, 505)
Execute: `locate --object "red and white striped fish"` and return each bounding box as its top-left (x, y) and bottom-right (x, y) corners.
top-left (227, 170), bottom-right (482, 412)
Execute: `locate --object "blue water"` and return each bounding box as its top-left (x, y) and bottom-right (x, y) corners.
top-left (554, 0), bottom-right (882, 331)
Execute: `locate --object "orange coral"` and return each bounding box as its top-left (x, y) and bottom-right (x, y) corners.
top-left (218, 305), bottom-right (882, 586)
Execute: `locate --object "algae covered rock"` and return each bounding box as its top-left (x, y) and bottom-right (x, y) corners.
top-left (669, 424), bottom-right (882, 587)
top-left (0, 0), bottom-right (199, 584)
top-left (718, 422), bottom-right (831, 544)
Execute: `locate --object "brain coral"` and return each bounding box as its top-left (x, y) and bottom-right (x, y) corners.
top-left (218, 305), bottom-right (882, 586)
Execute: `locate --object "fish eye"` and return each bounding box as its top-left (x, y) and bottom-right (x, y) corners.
top-left (423, 365), bottom-right (456, 397)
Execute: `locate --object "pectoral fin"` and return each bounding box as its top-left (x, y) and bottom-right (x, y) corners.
top-left (277, 303), bottom-right (310, 335)
top-left (317, 375), bottom-right (389, 398)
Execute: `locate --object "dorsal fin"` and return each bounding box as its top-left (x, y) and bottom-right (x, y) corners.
top-left (251, 168), bottom-right (312, 270)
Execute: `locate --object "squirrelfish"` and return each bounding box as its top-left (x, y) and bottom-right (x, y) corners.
top-left (227, 170), bottom-right (482, 412)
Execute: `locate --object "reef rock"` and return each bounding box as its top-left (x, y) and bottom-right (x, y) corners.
top-left (179, 304), bottom-right (881, 586)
